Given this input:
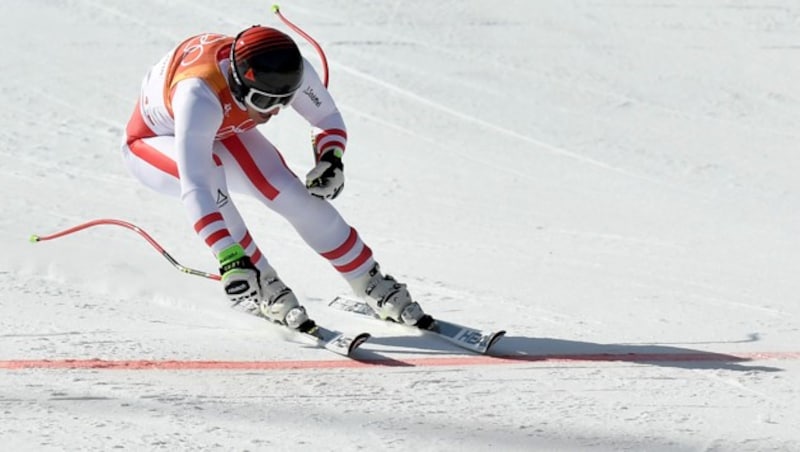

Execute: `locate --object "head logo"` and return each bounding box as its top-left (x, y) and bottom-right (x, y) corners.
top-left (245, 68), bottom-right (256, 81)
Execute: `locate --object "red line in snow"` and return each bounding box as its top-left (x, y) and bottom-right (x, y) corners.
top-left (0, 352), bottom-right (797, 371)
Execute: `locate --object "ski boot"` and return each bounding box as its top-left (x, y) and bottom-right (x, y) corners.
top-left (348, 264), bottom-right (432, 328)
top-left (259, 270), bottom-right (316, 333)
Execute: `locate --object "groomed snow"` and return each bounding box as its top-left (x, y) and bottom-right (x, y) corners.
top-left (2, 1), bottom-right (799, 450)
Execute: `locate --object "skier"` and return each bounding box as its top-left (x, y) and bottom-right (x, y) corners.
top-left (121, 26), bottom-right (427, 332)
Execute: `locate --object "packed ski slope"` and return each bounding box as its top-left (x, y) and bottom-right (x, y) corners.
top-left (2, 0), bottom-right (800, 450)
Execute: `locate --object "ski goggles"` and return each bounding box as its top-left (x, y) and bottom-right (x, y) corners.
top-left (243, 88), bottom-right (295, 115)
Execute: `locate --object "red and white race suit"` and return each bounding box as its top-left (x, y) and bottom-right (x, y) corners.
top-left (122, 33), bottom-right (373, 280)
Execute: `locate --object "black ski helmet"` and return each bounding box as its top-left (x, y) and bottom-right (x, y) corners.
top-left (229, 26), bottom-right (304, 104)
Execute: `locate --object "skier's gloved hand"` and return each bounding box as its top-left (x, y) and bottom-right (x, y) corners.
top-left (218, 244), bottom-right (261, 313)
top-left (306, 147), bottom-right (344, 200)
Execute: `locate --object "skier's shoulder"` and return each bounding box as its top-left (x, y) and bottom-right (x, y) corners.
top-left (167, 33), bottom-right (232, 92)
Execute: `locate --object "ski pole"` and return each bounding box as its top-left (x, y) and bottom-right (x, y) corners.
top-left (30, 219), bottom-right (221, 281)
top-left (272, 4), bottom-right (329, 88)
top-left (272, 4), bottom-right (335, 161)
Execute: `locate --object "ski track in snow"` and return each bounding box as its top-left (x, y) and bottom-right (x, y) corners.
top-left (2, 0), bottom-right (800, 451)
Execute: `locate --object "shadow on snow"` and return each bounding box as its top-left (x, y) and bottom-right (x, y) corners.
top-left (363, 333), bottom-right (783, 372)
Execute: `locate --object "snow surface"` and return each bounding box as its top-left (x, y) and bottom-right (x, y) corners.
top-left (2, 0), bottom-right (800, 450)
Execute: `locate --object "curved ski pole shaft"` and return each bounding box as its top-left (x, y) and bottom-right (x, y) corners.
top-left (30, 218), bottom-right (221, 281)
top-left (272, 4), bottom-right (329, 87)
top-left (271, 4), bottom-right (332, 159)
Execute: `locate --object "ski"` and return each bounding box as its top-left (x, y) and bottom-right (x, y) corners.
top-left (290, 322), bottom-right (371, 357)
top-left (328, 296), bottom-right (505, 355)
top-left (307, 326), bottom-right (371, 357)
